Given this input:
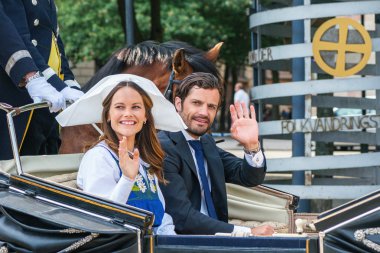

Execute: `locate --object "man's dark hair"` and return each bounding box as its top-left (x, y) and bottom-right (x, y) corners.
top-left (175, 72), bottom-right (224, 104)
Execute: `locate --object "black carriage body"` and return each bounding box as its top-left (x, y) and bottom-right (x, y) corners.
top-left (0, 172), bottom-right (153, 253)
top-left (0, 102), bottom-right (319, 253)
top-left (147, 235), bottom-right (319, 253)
top-left (0, 172), bottom-right (321, 253)
top-left (2, 102), bottom-right (375, 253)
top-left (315, 189), bottom-right (380, 253)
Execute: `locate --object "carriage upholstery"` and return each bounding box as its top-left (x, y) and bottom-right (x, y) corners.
top-left (0, 154), bottom-right (306, 233)
top-left (0, 153), bottom-right (83, 178)
top-left (227, 183), bottom-right (297, 233)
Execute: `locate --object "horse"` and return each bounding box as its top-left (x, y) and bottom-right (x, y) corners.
top-left (59, 40), bottom-right (223, 154)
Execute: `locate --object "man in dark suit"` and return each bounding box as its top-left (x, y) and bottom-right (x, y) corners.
top-left (159, 72), bottom-right (274, 235)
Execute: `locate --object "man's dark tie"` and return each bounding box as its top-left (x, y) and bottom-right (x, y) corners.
top-left (188, 140), bottom-right (217, 219)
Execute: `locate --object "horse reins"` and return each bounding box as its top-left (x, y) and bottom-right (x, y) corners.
top-left (164, 70), bottom-right (182, 102)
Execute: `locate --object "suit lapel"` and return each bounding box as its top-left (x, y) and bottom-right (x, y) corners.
top-left (168, 131), bottom-right (198, 177)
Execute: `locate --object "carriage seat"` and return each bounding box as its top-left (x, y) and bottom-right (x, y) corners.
top-left (226, 183), bottom-right (300, 233)
top-left (0, 153), bottom-right (82, 189)
top-left (1, 154), bottom-right (314, 234)
top-left (44, 173), bottom-right (301, 233)
top-left (0, 153), bottom-right (83, 178)
top-left (45, 172), bottom-right (79, 189)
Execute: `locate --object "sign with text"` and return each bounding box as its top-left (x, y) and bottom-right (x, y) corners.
top-left (248, 48), bottom-right (273, 64)
top-left (258, 115), bottom-right (380, 136)
top-left (281, 115), bottom-right (379, 134)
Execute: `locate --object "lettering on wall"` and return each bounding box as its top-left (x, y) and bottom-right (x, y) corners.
top-left (248, 48), bottom-right (273, 64)
top-left (281, 115), bottom-right (380, 134)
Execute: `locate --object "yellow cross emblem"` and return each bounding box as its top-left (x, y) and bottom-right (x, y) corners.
top-left (313, 18), bottom-right (372, 77)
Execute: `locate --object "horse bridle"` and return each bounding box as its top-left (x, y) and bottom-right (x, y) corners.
top-left (164, 70), bottom-right (182, 102)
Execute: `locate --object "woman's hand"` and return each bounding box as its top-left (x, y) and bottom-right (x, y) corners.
top-left (118, 136), bottom-right (139, 180)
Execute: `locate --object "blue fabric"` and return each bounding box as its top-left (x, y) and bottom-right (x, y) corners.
top-left (126, 174), bottom-right (164, 227)
top-left (156, 235), bottom-right (310, 250)
top-left (98, 144), bottom-right (164, 227)
top-left (188, 140), bottom-right (217, 219)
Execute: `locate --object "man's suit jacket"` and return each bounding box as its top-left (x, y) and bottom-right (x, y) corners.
top-left (158, 131), bottom-right (266, 235)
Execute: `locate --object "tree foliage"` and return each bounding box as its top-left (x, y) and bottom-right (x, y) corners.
top-left (56, 0), bottom-right (124, 65)
top-left (56, 0), bottom-right (251, 68)
top-left (135, 0), bottom-right (251, 67)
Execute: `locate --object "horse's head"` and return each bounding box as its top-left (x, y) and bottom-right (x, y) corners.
top-left (83, 41), bottom-right (223, 100)
top-left (165, 42), bottom-right (223, 102)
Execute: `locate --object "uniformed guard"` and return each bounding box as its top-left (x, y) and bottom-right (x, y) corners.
top-left (0, 0), bottom-right (83, 159)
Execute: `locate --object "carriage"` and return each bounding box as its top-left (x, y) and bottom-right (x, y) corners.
top-left (1, 40), bottom-right (378, 252)
top-left (1, 101), bottom-right (379, 253)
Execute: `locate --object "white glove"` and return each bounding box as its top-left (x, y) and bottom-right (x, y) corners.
top-left (65, 80), bottom-right (81, 90)
top-left (26, 77), bottom-right (66, 113)
top-left (60, 87), bottom-right (84, 103)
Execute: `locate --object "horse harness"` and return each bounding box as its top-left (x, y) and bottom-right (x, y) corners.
top-left (164, 70), bottom-right (182, 101)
